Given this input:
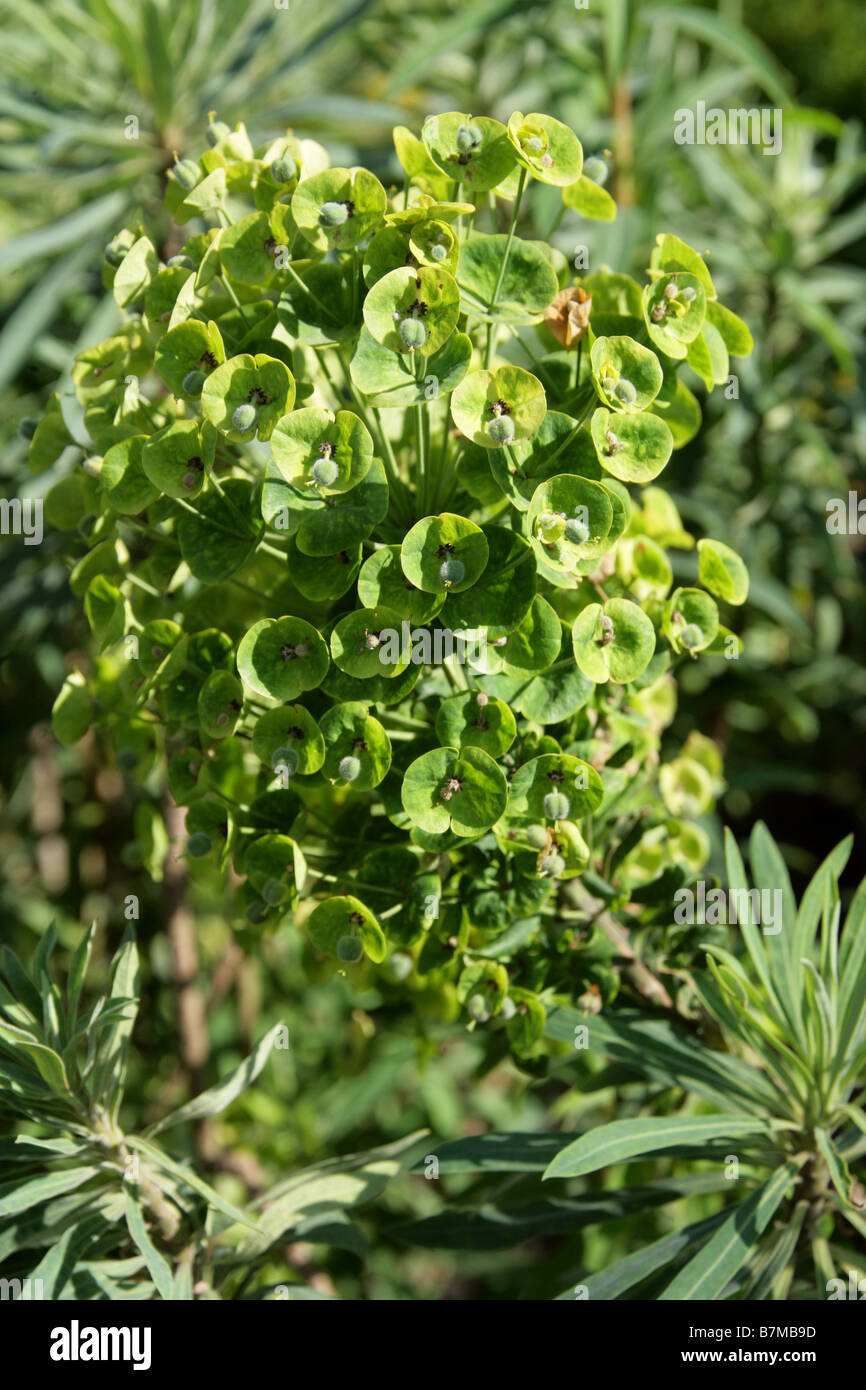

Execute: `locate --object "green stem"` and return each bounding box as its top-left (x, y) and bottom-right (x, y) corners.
top-left (484, 166), bottom-right (528, 370)
top-left (217, 275), bottom-right (250, 328)
top-left (414, 351), bottom-right (427, 516)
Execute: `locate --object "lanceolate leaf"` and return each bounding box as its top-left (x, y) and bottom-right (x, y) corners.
top-left (659, 1161), bottom-right (800, 1300)
top-left (544, 1115), bottom-right (781, 1180)
top-left (146, 1024), bottom-right (283, 1136)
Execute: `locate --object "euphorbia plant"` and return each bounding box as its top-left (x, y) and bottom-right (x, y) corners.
top-left (42, 111), bottom-right (754, 1057)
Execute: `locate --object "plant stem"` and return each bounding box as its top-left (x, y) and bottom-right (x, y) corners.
top-left (484, 166), bottom-right (527, 370)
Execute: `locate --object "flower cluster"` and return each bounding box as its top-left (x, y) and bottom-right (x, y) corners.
top-left (42, 111), bottom-right (753, 1060)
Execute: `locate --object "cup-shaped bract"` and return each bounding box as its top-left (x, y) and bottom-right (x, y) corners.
top-left (363, 265), bottom-right (460, 358)
top-left (201, 353), bottom-right (295, 442)
top-left (401, 514), bottom-right (489, 595)
top-left (320, 702), bottom-right (392, 790)
top-left (402, 745), bottom-right (509, 837)
top-left (590, 336), bottom-right (663, 414)
top-left (572, 598), bottom-right (657, 684)
top-left (421, 113), bottom-right (517, 193)
top-left (237, 616), bottom-right (330, 700)
top-left (292, 167), bottom-right (387, 252)
top-left (507, 111), bottom-right (583, 186)
top-left (590, 408), bottom-right (673, 484)
top-left (451, 366), bottom-right (546, 449)
top-left (271, 407), bottom-right (373, 496)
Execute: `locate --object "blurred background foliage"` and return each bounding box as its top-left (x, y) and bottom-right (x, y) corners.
top-left (1, 0), bottom-right (864, 1297)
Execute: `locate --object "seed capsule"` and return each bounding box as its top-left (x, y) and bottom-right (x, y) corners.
top-left (540, 851), bottom-right (566, 878)
top-left (430, 243), bottom-right (447, 262)
top-left (664, 281), bottom-right (678, 298)
top-left (583, 155), bottom-right (608, 185)
top-left (206, 118), bottom-right (231, 146)
top-left (232, 402), bottom-right (257, 432)
top-left (487, 414), bottom-right (515, 446)
top-left (104, 238), bottom-right (127, 267)
top-left (337, 935), bottom-right (364, 963)
top-left (680, 286), bottom-right (697, 302)
top-left (439, 558), bottom-right (465, 587)
top-left (565, 516), bottom-right (589, 544)
top-left (499, 996), bottom-right (517, 1020)
top-left (182, 369), bottom-right (205, 397)
top-left (455, 123), bottom-right (483, 154)
top-left (679, 622), bottom-right (704, 650)
top-left (387, 952), bottom-right (413, 981)
top-left (476, 692), bottom-right (489, 707)
top-left (245, 901), bottom-right (269, 924)
top-left (262, 878), bottom-right (288, 906)
top-left (614, 378), bottom-right (637, 405)
top-left (526, 824), bottom-right (549, 849)
top-left (543, 791), bottom-right (571, 820)
top-left (311, 456), bottom-right (339, 487)
top-left (319, 200), bottom-right (349, 227)
top-left (467, 993), bottom-right (491, 1022)
top-left (339, 754), bottom-right (362, 782)
top-left (272, 746), bottom-right (300, 775)
top-left (399, 316), bottom-right (427, 349)
top-left (172, 158), bottom-right (200, 190)
top-left (269, 155), bottom-right (297, 184)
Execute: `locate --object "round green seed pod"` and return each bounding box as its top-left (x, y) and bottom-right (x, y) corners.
top-left (186, 832), bottom-right (212, 858)
top-left (564, 516), bottom-right (590, 544)
top-left (614, 378), bottom-right (637, 406)
top-left (336, 935), bottom-right (363, 963)
top-left (173, 159), bottom-right (200, 190)
top-left (262, 878), bottom-right (288, 907)
top-left (311, 457), bottom-right (339, 487)
top-left (525, 824), bottom-right (549, 849)
top-left (269, 155), bottom-right (297, 184)
top-left (487, 414), bottom-right (515, 446)
top-left (399, 317), bottom-right (428, 350)
top-left (272, 746), bottom-right (300, 775)
top-left (540, 852), bottom-right (566, 878)
top-left (499, 996), bottom-right (517, 1020)
top-left (232, 403), bottom-right (257, 432)
top-left (245, 900), bottom-right (269, 925)
top-left (339, 754), bottom-right (362, 782)
top-left (439, 558), bottom-right (465, 587)
top-left (543, 791), bottom-right (571, 820)
top-left (104, 238), bottom-right (127, 267)
top-left (679, 623), bottom-right (704, 650)
top-left (455, 123), bottom-right (483, 154)
top-left (206, 118), bottom-right (231, 147)
top-left (430, 243), bottom-right (447, 262)
top-left (387, 952), bottom-right (413, 981)
top-left (583, 156), bottom-right (608, 185)
top-left (182, 369), bottom-right (205, 398)
top-left (467, 993), bottom-right (491, 1022)
top-left (319, 200), bottom-right (349, 227)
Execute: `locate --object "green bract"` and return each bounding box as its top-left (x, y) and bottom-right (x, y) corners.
top-left (421, 113), bottom-right (516, 193)
top-left (506, 112), bottom-right (583, 186)
top-left (362, 265), bottom-right (460, 357)
top-left (46, 111), bottom-right (753, 1060)
top-left (271, 407), bottom-right (373, 494)
top-left (451, 366), bottom-right (546, 448)
top-left (201, 353), bottom-right (295, 442)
